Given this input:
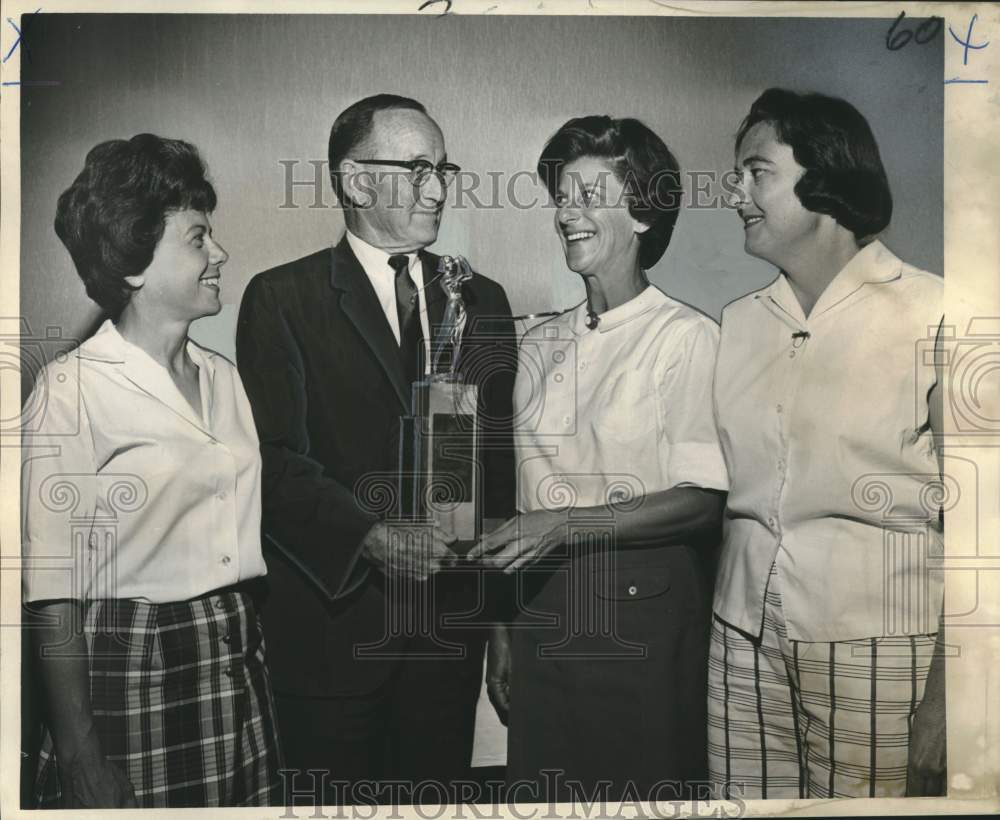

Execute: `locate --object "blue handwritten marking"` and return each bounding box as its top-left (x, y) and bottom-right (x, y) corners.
top-left (948, 14), bottom-right (989, 66)
top-left (2, 79), bottom-right (59, 86)
top-left (3, 8), bottom-right (40, 64)
top-left (2, 18), bottom-right (22, 63)
top-left (944, 78), bottom-right (989, 85)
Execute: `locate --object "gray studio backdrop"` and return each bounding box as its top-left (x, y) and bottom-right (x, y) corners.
top-left (20, 14), bottom-right (942, 369)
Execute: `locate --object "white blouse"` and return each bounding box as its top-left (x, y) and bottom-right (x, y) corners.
top-left (514, 285), bottom-right (729, 514)
top-left (713, 240), bottom-right (944, 642)
top-left (22, 320), bottom-right (267, 603)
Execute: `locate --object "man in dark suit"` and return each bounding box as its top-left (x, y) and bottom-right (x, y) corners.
top-left (236, 94), bottom-right (516, 803)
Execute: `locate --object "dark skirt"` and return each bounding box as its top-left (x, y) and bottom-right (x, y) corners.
top-left (36, 585), bottom-right (283, 808)
top-left (506, 543), bottom-right (713, 802)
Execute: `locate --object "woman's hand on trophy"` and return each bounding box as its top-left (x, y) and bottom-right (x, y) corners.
top-left (467, 509), bottom-right (569, 574)
top-left (361, 521), bottom-right (458, 581)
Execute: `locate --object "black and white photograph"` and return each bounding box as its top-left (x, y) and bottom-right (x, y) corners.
top-left (2, 1), bottom-right (998, 817)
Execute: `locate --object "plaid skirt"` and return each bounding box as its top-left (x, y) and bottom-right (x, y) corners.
top-left (36, 585), bottom-right (283, 808)
top-left (707, 563), bottom-right (935, 799)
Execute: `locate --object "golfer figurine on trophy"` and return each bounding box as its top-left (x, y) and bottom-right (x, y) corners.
top-left (397, 255), bottom-right (481, 548)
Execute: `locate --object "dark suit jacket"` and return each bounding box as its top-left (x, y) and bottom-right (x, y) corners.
top-left (236, 238), bottom-right (516, 697)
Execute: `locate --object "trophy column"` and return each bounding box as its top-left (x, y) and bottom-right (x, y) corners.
top-left (397, 255), bottom-right (482, 551)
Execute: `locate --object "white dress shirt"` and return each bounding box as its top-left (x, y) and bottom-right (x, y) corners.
top-left (22, 320), bottom-right (268, 603)
top-left (712, 240), bottom-right (944, 642)
top-left (514, 285), bottom-right (729, 514)
top-left (345, 230), bottom-right (432, 373)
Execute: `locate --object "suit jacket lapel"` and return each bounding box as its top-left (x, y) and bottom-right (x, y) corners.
top-left (330, 238), bottom-right (411, 410)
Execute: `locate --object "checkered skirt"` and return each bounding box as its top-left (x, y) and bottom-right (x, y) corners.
top-left (707, 564), bottom-right (935, 799)
top-left (36, 586), bottom-right (283, 807)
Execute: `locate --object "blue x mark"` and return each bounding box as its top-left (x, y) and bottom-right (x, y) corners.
top-left (3, 7), bottom-right (41, 64)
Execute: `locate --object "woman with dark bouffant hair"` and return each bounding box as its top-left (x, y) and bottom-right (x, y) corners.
top-left (471, 116), bottom-right (729, 801)
top-left (22, 134), bottom-right (282, 808)
top-left (709, 88), bottom-right (945, 799)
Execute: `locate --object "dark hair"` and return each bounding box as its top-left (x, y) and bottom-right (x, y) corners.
top-left (735, 88), bottom-right (892, 240)
top-left (327, 93), bottom-right (428, 204)
top-left (537, 115), bottom-right (682, 269)
top-left (54, 134), bottom-right (217, 317)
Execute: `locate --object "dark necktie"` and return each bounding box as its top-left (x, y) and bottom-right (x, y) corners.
top-left (389, 254), bottom-right (424, 385)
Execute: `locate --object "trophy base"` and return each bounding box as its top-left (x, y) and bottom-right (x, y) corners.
top-left (399, 379), bottom-right (481, 546)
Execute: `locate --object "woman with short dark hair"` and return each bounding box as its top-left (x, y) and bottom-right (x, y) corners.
top-left (472, 115), bottom-right (728, 801)
top-left (535, 115), bottom-right (684, 270)
top-left (708, 88), bottom-right (945, 799)
top-left (732, 87), bottom-right (893, 241)
top-left (23, 134), bottom-right (282, 808)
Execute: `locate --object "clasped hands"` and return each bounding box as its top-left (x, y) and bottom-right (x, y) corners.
top-left (361, 509), bottom-right (569, 580)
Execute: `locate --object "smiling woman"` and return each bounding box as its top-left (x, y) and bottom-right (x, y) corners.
top-left (22, 135), bottom-right (283, 808)
top-left (725, 90), bottom-right (893, 313)
top-left (709, 88), bottom-right (944, 801)
top-left (473, 115), bottom-right (729, 802)
top-left (119, 208), bottom-right (230, 327)
top-left (553, 155), bottom-right (650, 284)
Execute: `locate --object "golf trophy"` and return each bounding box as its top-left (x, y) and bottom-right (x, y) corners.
top-left (397, 255), bottom-right (481, 550)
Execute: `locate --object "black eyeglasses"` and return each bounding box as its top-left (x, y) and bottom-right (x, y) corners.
top-left (353, 159), bottom-right (461, 187)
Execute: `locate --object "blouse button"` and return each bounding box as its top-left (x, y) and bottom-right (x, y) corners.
top-left (776, 404), bottom-right (783, 414)
top-left (627, 584), bottom-right (638, 596)
top-left (788, 350), bottom-right (796, 359)
top-left (222, 633), bottom-right (232, 644)
top-left (221, 555), bottom-right (232, 566)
